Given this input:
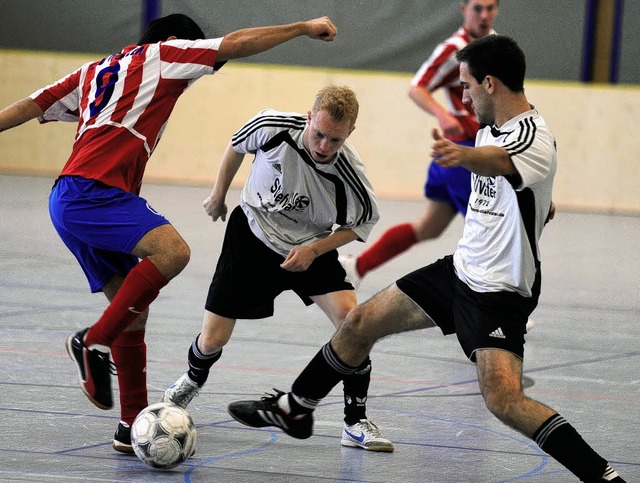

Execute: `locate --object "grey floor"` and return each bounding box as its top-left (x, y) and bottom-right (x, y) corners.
top-left (1, 173), bottom-right (639, 482)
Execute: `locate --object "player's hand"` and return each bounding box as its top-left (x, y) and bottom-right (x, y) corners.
top-left (430, 128), bottom-right (466, 168)
top-left (438, 113), bottom-right (465, 140)
top-left (304, 16), bottom-right (337, 41)
top-left (202, 194), bottom-right (228, 222)
top-left (280, 245), bottom-right (316, 272)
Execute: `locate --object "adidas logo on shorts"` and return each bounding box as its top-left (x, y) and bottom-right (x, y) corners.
top-left (489, 327), bottom-right (506, 339)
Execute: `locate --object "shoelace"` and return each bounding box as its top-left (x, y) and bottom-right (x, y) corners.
top-left (261, 388), bottom-right (286, 403)
top-left (173, 386), bottom-right (199, 405)
top-left (359, 420), bottom-right (382, 437)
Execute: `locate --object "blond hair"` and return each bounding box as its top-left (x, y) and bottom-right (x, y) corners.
top-left (312, 85), bottom-right (359, 127)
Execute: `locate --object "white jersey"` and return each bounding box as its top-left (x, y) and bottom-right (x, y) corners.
top-left (453, 109), bottom-right (556, 296)
top-left (232, 109), bottom-right (379, 256)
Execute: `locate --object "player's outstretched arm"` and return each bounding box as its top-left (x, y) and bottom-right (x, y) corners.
top-left (202, 142), bottom-right (245, 222)
top-left (216, 16), bottom-right (337, 61)
top-left (0, 98), bottom-right (43, 134)
top-left (408, 85), bottom-right (465, 140)
top-left (430, 128), bottom-right (516, 176)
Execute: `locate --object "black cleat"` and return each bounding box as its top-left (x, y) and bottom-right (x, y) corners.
top-left (65, 327), bottom-right (114, 410)
top-left (228, 390), bottom-right (313, 439)
top-left (113, 421), bottom-right (134, 454)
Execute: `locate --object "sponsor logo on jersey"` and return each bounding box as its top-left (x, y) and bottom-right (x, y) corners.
top-left (472, 175), bottom-right (497, 198)
top-left (269, 178), bottom-right (310, 212)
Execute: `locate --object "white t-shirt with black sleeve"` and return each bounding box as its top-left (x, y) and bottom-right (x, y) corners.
top-left (231, 109), bottom-right (379, 257)
top-left (453, 109), bottom-right (557, 297)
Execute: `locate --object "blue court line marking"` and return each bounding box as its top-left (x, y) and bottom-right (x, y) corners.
top-left (182, 429), bottom-right (278, 482)
top-left (386, 408), bottom-right (549, 480)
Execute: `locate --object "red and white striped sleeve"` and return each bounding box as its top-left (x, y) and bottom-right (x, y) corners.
top-left (159, 38), bottom-right (224, 80)
top-left (30, 66), bottom-right (84, 123)
top-left (411, 42), bottom-right (458, 89)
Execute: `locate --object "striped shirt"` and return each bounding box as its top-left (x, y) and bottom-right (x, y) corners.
top-left (411, 27), bottom-right (495, 141)
top-left (232, 109), bottom-right (379, 257)
top-left (30, 38), bottom-right (224, 194)
top-left (453, 109), bottom-right (557, 296)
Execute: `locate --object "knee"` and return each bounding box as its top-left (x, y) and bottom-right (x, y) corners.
top-left (341, 306), bottom-right (376, 346)
top-left (482, 389), bottom-right (519, 423)
top-left (172, 239), bottom-right (191, 272)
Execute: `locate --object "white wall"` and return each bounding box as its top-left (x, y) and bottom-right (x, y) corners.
top-left (1, 50), bottom-right (638, 214)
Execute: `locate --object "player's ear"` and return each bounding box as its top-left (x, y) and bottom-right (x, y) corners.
top-left (166, 35), bottom-right (177, 41)
top-left (484, 75), bottom-right (494, 92)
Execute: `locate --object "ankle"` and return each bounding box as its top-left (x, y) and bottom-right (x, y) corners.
top-left (278, 393), bottom-right (311, 418)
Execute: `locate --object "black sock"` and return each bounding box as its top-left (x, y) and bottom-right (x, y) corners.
top-left (342, 356), bottom-right (371, 424)
top-left (533, 414), bottom-right (610, 482)
top-left (186, 334), bottom-right (222, 386)
top-left (289, 342), bottom-right (358, 415)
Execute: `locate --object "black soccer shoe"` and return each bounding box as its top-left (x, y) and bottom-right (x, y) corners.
top-left (113, 422), bottom-right (134, 454)
top-left (601, 476), bottom-right (626, 482)
top-left (228, 390), bottom-right (313, 439)
top-left (65, 327), bottom-right (114, 410)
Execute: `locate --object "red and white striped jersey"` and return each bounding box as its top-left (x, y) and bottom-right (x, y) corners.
top-left (410, 27), bottom-right (494, 141)
top-left (30, 38), bottom-right (224, 194)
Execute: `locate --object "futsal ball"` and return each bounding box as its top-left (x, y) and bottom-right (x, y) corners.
top-left (131, 402), bottom-right (197, 469)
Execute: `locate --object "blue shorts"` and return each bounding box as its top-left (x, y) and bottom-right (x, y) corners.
top-left (48, 176), bottom-right (170, 293)
top-left (424, 138), bottom-right (475, 216)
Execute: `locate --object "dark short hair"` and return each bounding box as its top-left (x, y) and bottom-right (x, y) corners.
top-left (462, 0), bottom-right (500, 5)
top-left (456, 34), bottom-right (525, 92)
top-left (138, 13), bottom-right (205, 45)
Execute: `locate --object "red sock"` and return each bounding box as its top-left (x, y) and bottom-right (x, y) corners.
top-left (111, 329), bottom-right (148, 426)
top-left (357, 223), bottom-right (418, 276)
top-left (85, 258), bottom-right (168, 347)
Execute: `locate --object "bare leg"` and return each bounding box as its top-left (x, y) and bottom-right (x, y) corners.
top-left (356, 199), bottom-right (455, 278)
top-left (332, 284), bottom-right (436, 366)
top-left (475, 349), bottom-right (555, 437)
top-left (411, 199), bottom-right (457, 242)
top-left (476, 349), bottom-right (619, 481)
top-left (130, 223), bottom-right (191, 281)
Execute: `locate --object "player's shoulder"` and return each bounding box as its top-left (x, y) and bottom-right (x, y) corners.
top-left (443, 27), bottom-right (470, 50)
top-left (255, 108), bottom-right (305, 121)
top-left (246, 108), bottom-right (307, 132)
top-left (337, 140), bottom-right (365, 168)
top-left (514, 109), bottom-right (554, 139)
top-left (162, 38), bottom-right (223, 49)
top-left (232, 108), bottom-right (306, 146)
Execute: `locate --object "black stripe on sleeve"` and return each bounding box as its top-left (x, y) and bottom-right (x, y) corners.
top-left (335, 153), bottom-right (373, 225)
top-left (232, 114), bottom-right (306, 146)
top-left (502, 117), bottom-right (537, 157)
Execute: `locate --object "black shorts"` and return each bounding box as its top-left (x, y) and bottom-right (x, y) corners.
top-left (205, 206), bottom-right (353, 319)
top-left (396, 255), bottom-right (540, 361)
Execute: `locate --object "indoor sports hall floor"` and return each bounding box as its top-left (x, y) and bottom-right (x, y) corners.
top-left (1, 173), bottom-right (638, 482)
